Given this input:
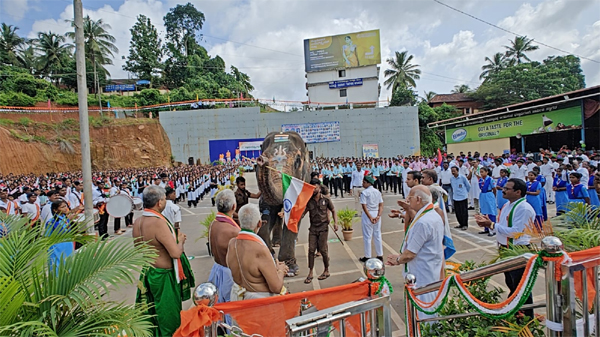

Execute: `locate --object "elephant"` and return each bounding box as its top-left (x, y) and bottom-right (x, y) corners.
top-left (256, 131), bottom-right (311, 276)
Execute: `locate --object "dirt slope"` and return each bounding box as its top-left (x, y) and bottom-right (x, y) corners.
top-left (0, 121), bottom-right (172, 175)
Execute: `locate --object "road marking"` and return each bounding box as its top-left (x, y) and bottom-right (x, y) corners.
top-left (181, 207), bottom-right (194, 215)
top-left (339, 234), bottom-right (406, 333)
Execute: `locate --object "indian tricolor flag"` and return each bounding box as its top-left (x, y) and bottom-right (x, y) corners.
top-left (282, 172), bottom-right (315, 233)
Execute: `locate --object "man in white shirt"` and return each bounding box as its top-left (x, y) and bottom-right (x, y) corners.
top-left (21, 193), bottom-right (41, 224)
top-left (41, 190), bottom-right (60, 225)
top-left (526, 157), bottom-right (536, 173)
top-left (18, 187), bottom-right (31, 205)
top-left (475, 178), bottom-right (534, 319)
top-left (439, 162), bottom-right (453, 212)
top-left (359, 175), bottom-right (384, 263)
top-left (162, 187), bottom-right (182, 229)
top-left (401, 161), bottom-right (411, 197)
top-left (491, 158), bottom-right (506, 179)
top-left (386, 185), bottom-right (444, 320)
top-left (70, 182), bottom-right (84, 209)
top-left (510, 159), bottom-right (527, 181)
top-left (0, 189), bottom-right (19, 215)
top-left (573, 159), bottom-right (590, 187)
top-left (351, 163), bottom-right (366, 213)
top-left (540, 157), bottom-right (555, 203)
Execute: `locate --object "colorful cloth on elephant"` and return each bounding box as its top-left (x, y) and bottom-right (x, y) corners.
top-left (136, 266), bottom-right (182, 337)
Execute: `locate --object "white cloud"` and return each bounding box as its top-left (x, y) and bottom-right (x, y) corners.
top-left (24, 0), bottom-right (600, 102)
top-left (1, 0), bottom-right (31, 21)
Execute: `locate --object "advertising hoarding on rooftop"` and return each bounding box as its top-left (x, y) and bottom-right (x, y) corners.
top-left (303, 29), bottom-right (381, 72)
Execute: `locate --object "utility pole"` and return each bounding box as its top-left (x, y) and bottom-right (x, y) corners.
top-left (74, 0), bottom-right (95, 234)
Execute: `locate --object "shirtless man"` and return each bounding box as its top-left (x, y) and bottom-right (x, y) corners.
top-left (227, 203), bottom-right (289, 300)
top-left (132, 185), bottom-right (191, 337)
top-left (208, 190), bottom-right (239, 311)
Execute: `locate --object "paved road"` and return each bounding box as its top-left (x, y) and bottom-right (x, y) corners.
top-left (106, 174), bottom-right (552, 336)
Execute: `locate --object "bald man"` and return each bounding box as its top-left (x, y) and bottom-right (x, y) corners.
top-left (386, 185), bottom-right (445, 320)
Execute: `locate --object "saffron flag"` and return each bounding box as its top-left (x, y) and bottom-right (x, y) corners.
top-left (282, 172), bottom-right (315, 233)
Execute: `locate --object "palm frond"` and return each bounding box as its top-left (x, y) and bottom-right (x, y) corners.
top-left (38, 237), bottom-right (157, 313)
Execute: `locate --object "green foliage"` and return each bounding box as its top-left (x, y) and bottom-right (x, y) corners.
top-left (0, 118), bottom-right (14, 126)
top-left (89, 115), bottom-right (112, 128)
top-left (389, 86), bottom-right (418, 106)
top-left (18, 117), bottom-right (33, 127)
top-left (164, 2), bottom-right (205, 57)
top-left (123, 15), bottom-right (163, 82)
top-left (383, 51), bottom-right (421, 91)
top-left (137, 88), bottom-right (166, 106)
top-left (337, 207), bottom-right (358, 230)
top-left (198, 211), bottom-right (216, 239)
top-left (553, 203), bottom-right (600, 251)
top-left (0, 214), bottom-right (156, 336)
top-left (421, 261), bottom-right (545, 337)
top-left (9, 129), bottom-right (32, 141)
top-left (0, 92), bottom-right (36, 106)
top-left (471, 55), bottom-right (585, 110)
top-left (418, 103), bottom-right (461, 156)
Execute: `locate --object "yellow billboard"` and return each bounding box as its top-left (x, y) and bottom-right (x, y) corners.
top-left (304, 29), bottom-right (381, 72)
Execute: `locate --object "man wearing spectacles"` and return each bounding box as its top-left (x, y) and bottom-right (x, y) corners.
top-left (475, 178), bottom-right (535, 319)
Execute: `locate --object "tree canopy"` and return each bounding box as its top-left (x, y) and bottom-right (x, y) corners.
top-left (0, 2), bottom-right (254, 107)
top-left (471, 55), bottom-right (585, 109)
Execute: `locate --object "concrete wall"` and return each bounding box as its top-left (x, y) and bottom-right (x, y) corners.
top-left (159, 106), bottom-right (420, 163)
top-left (306, 65), bottom-right (379, 104)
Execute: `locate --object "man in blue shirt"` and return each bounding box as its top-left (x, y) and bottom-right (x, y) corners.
top-left (450, 166), bottom-right (470, 230)
top-left (390, 160), bottom-right (401, 195)
top-left (332, 163), bottom-right (344, 198)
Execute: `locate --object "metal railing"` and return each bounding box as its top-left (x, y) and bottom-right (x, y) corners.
top-left (405, 236), bottom-right (599, 337)
top-left (285, 296), bottom-right (392, 337)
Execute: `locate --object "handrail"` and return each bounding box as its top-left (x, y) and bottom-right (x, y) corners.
top-left (412, 253), bottom-right (535, 295)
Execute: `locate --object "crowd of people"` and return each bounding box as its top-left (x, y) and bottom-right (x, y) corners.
top-left (2, 146), bottom-right (600, 335)
top-left (0, 159), bottom-right (256, 237)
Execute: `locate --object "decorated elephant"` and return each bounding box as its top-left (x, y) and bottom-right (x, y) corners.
top-left (256, 131), bottom-right (311, 276)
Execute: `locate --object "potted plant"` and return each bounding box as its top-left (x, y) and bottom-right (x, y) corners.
top-left (197, 211), bottom-right (216, 254)
top-left (337, 207), bottom-right (358, 241)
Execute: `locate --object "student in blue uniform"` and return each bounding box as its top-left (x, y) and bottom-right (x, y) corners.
top-left (526, 171), bottom-right (544, 230)
top-left (495, 169), bottom-right (509, 210)
top-left (45, 200), bottom-right (75, 271)
top-left (567, 172), bottom-right (590, 205)
top-left (532, 166), bottom-right (548, 221)
top-left (553, 167), bottom-right (568, 215)
top-left (588, 166), bottom-right (600, 208)
top-left (477, 167), bottom-right (496, 236)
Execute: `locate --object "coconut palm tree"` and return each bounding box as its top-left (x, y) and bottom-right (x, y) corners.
top-left (231, 65), bottom-right (254, 96)
top-left (16, 41), bottom-right (38, 74)
top-left (0, 23), bottom-right (25, 65)
top-left (33, 31), bottom-right (73, 84)
top-left (479, 52), bottom-right (510, 80)
top-left (66, 16), bottom-right (118, 108)
top-left (0, 214), bottom-right (155, 336)
top-left (504, 36), bottom-right (539, 64)
top-left (383, 51), bottom-right (421, 92)
top-left (422, 91), bottom-right (437, 103)
top-left (451, 84), bottom-right (471, 93)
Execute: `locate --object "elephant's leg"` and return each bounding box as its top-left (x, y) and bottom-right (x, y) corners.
top-left (278, 218), bottom-right (301, 277)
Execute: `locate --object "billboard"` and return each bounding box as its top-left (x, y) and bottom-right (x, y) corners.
top-left (363, 144), bottom-right (379, 158)
top-left (304, 29), bottom-right (381, 72)
top-left (282, 121), bottom-right (341, 144)
top-left (445, 102), bottom-right (582, 144)
top-left (105, 84), bottom-right (135, 92)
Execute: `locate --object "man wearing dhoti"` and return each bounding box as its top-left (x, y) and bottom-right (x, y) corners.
top-left (133, 185), bottom-right (194, 337)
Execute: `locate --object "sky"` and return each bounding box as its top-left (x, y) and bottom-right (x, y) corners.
top-left (1, 0), bottom-right (599, 103)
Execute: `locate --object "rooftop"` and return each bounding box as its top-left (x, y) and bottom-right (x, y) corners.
top-left (429, 93), bottom-right (476, 104)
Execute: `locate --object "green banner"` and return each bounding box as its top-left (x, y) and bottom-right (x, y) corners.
top-left (446, 103), bottom-right (582, 144)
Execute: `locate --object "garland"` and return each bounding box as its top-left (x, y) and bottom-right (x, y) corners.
top-left (404, 252), bottom-right (561, 334)
top-left (372, 276), bottom-right (394, 296)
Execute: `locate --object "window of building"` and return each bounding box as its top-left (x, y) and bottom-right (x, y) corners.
top-left (340, 89), bottom-right (347, 97)
top-left (338, 69), bottom-right (346, 77)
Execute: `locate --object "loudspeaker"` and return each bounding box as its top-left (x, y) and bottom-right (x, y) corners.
top-left (309, 151), bottom-right (313, 161)
top-left (188, 157), bottom-right (194, 165)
